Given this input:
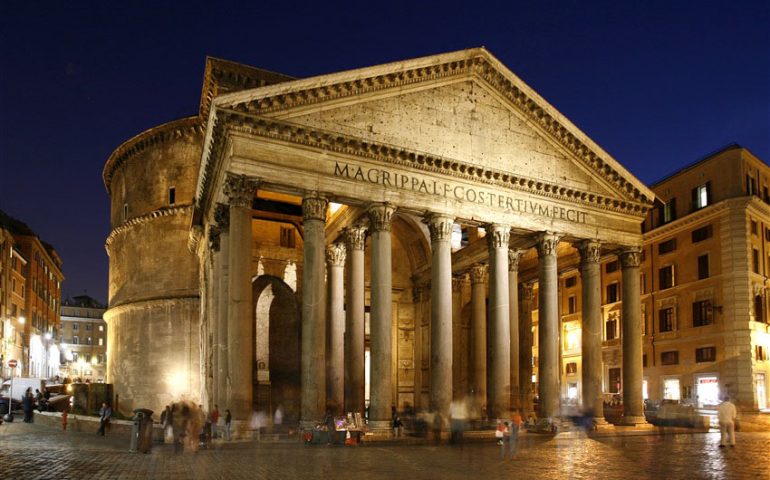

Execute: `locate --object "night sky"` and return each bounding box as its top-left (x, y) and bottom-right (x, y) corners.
top-left (1, 1), bottom-right (768, 305)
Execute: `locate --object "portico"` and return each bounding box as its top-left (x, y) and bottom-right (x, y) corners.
top-left (192, 48), bottom-right (654, 431)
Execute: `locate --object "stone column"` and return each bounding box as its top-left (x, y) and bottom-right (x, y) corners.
top-left (536, 232), bottom-right (562, 419)
top-left (469, 264), bottom-right (487, 419)
top-left (215, 205), bottom-right (230, 411)
top-left (300, 194), bottom-right (328, 427)
top-left (426, 213), bottom-right (454, 424)
top-left (577, 240), bottom-right (605, 422)
top-left (367, 203), bottom-right (395, 431)
top-left (487, 224), bottom-right (511, 419)
top-left (223, 174), bottom-right (258, 424)
top-left (344, 225), bottom-right (367, 415)
top-left (620, 247), bottom-right (646, 425)
top-left (326, 242), bottom-right (346, 414)
top-left (207, 224), bottom-right (221, 408)
top-left (518, 282), bottom-right (535, 416)
top-left (508, 249), bottom-right (521, 410)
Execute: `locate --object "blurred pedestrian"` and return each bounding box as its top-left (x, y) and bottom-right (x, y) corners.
top-left (61, 405), bottom-right (69, 431)
top-left (96, 402), bottom-right (112, 436)
top-left (508, 411), bottom-right (522, 459)
top-left (392, 415), bottom-right (404, 437)
top-left (210, 404), bottom-right (220, 439)
top-left (717, 395), bottom-right (737, 448)
top-left (22, 388), bottom-right (34, 423)
top-left (224, 409), bottom-right (232, 441)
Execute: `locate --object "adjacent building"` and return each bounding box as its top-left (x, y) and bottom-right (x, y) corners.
top-left (0, 209), bottom-right (64, 378)
top-left (59, 295), bottom-right (108, 382)
top-left (0, 226), bottom-right (27, 379)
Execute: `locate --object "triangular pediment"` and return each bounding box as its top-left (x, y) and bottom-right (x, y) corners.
top-left (208, 48), bottom-right (654, 212)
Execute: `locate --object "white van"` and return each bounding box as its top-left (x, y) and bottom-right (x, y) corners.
top-left (2, 378), bottom-right (47, 402)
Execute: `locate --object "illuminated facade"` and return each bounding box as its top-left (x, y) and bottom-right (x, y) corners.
top-left (60, 295), bottom-right (108, 381)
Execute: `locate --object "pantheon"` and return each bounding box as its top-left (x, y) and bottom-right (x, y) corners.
top-left (103, 48), bottom-right (654, 431)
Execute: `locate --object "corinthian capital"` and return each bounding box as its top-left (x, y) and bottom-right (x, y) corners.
top-left (535, 232), bottom-right (562, 258)
top-left (486, 224), bottom-right (511, 249)
top-left (619, 246), bottom-right (643, 268)
top-left (223, 173), bottom-right (258, 208)
top-left (508, 249), bottom-right (523, 272)
top-left (576, 240), bottom-right (601, 266)
top-left (367, 203), bottom-right (395, 232)
top-left (424, 213), bottom-right (454, 243)
top-left (344, 224), bottom-right (367, 251)
top-left (469, 264), bottom-right (488, 285)
top-left (214, 203), bottom-right (230, 231)
top-left (326, 242), bottom-right (347, 267)
top-left (302, 194), bottom-right (328, 222)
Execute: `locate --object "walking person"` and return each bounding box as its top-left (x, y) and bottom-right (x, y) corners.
top-left (508, 411), bottom-right (522, 459)
top-left (717, 395), bottom-right (737, 448)
top-left (496, 421), bottom-right (507, 459)
top-left (210, 404), bottom-right (220, 439)
top-left (96, 402), bottom-right (112, 436)
top-left (22, 388), bottom-right (34, 423)
top-left (224, 409), bottom-right (232, 441)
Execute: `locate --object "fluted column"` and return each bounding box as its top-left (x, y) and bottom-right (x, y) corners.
top-left (426, 213), bottom-right (454, 424)
top-left (300, 194), bottom-right (328, 427)
top-left (508, 249), bottom-right (522, 410)
top-left (223, 174), bottom-right (258, 424)
top-left (344, 225), bottom-right (367, 415)
top-left (326, 242), bottom-right (346, 414)
top-left (367, 203), bottom-right (395, 431)
top-left (536, 232), bottom-right (562, 419)
top-left (215, 205), bottom-right (230, 412)
top-left (577, 240), bottom-right (604, 421)
top-left (469, 264), bottom-right (487, 419)
top-left (487, 224), bottom-right (511, 418)
top-left (620, 247), bottom-right (646, 425)
top-left (208, 224), bottom-right (221, 408)
top-left (518, 282), bottom-right (535, 416)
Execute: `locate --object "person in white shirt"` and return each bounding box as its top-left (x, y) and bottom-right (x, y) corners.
top-left (716, 396), bottom-right (737, 448)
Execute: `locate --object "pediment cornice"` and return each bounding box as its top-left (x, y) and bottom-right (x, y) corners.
top-left (197, 108), bottom-right (651, 220)
top-left (207, 48), bottom-right (654, 208)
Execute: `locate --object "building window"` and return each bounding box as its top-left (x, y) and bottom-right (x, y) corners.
top-left (606, 283), bottom-right (619, 303)
top-left (168, 187), bottom-right (176, 205)
top-left (658, 238), bottom-right (677, 255)
top-left (280, 226), bottom-right (296, 248)
top-left (754, 249), bottom-right (761, 274)
top-left (606, 317), bottom-right (618, 340)
top-left (692, 224), bottom-right (713, 243)
top-left (696, 346), bottom-right (716, 363)
top-left (72, 352), bottom-right (78, 361)
top-left (698, 254), bottom-right (710, 280)
top-left (661, 351), bottom-right (679, 365)
top-left (608, 368), bottom-right (621, 393)
top-left (98, 337), bottom-right (104, 346)
top-left (568, 295), bottom-right (577, 314)
top-left (660, 199), bottom-right (676, 225)
top-left (751, 220), bottom-right (759, 236)
top-left (755, 295), bottom-right (765, 323)
top-left (73, 336), bottom-right (79, 345)
top-left (659, 307), bottom-right (675, 332)
top-left (605, 260), bottom-right (619, 273)
top-left (659, 265), bottom-right (675, 290)
top-left (86, 337), bottom-right (92, 345)
top-left (693, 300), bottom-right (713, 327)
top-left (692, 183), bottom-right (711, 210)
top-left (747, 175), bottom-right (758, 196)
top-left (756, 345), bottom-right (767, 361)
top-left (565, 276), bottom-right (577, 288)
top-left (85, 323), bottom-right (92, 331)
top-left (98, 325), bottom-right (104, 332)
top-left (73, 323), bottom-right (79, 331)
top-left (565, 362), bottom-right (577, 375)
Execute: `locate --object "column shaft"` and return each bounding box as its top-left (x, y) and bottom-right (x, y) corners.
top-left (300, 195), bottom-right (328, 426)
top-left (469, 264), bottom-right (487, 419)
top-left (224, 175), bottom-right (257, 422)
top-left (426, 214), bottom-right (454, 423)
top-left (487, 224), bottom-right (511, 418)
top-left (621, 247), bottom-right (645, 424)
top-left (508, 250), bottom-right (521, 410)
top-left (578, 240), bottom-right (604, 420)
top-left (368, 204), bottom-right (395, 430)
top-left (537, 232), bottom-right (561, 419)
top-left (326, 243), bottom-right (346, 414)
top-left (518, 283), bottom-right (535, 416)
top-left (344, 226), bottom-right (366, 415)
top-left (214, 205), bottom-right (230, 411)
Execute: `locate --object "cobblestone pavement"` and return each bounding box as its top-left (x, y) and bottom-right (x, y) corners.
top-left (1, 421), bottom-right (768, 480)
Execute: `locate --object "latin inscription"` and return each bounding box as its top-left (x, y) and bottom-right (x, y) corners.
top-left (334, 162), bottom-right (588, 224)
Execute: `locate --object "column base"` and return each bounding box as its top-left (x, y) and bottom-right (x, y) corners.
top-left (367, 420), bottom-right (393, 434)
top-left (618, 415), bottom-right (651, 427)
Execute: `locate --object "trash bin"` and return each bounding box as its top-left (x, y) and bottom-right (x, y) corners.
top-left (130, 408), bottom-right (154, 453)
